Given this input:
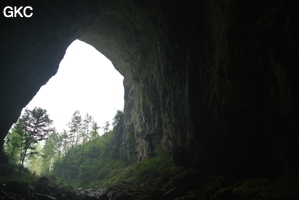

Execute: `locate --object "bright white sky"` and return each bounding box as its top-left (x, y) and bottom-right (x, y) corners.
top-left (24, 40), bottom-right (124, 134)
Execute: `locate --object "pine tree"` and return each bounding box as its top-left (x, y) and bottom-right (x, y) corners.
top-left (112, 110), bottom-right (123, 127)
top-left (18, 107), bottom-right (53, 173)
top-left (103, 121), bottom-right (110, 134)
top-left (61, 129), bottom-right (69, 156)
top-left (67, 110), bottom-right (82, 154)
top-left (90, 121), bottom-right (100, 147)
top-left (4, 120), bottom-right (23, 163)
top-left (28, 143), bottom-right (43, 175)
top-left (42, 130), bottom-right (59, 173)
top-left (81, 113), bottom-right (93, 153)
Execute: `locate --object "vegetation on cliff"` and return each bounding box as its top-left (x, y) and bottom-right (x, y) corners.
top-left (3, 108), bottom-right (180, 189)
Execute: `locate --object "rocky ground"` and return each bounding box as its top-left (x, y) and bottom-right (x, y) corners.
top-left (0, 170), bottom-right (200, 200)
top-left (1, 168), bottom-right (299, 200)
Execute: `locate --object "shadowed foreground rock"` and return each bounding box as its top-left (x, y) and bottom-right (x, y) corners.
top-left (94, 171), bottom-right (299, 200)
top-left (1, 172), bottom-right (299, 199)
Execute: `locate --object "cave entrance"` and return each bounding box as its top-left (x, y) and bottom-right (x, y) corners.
top-left (5, 39), bottom-right (125, 173)
top-left (23, 39), bottom-right (124, 133)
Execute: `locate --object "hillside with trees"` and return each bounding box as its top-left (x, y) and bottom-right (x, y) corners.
top-left (4, 108), bottom-right (144, 186)
top-left (4, 107), bottom-right (179, 187)
top-left (4, 108), bottom-right (118, 174)
top-left (3, 107), bottom-right (299, 199)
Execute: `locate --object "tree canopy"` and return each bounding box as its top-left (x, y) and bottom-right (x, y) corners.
top-left (19, 107), bottom-right (53, 172)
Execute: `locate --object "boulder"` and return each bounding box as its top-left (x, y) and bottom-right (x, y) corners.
top-left (47, 185), bottom-right (58, 194)
top-left (49, 175), bottom-right (57, 183)
top-left (36, 176), bottom-right (50, 188)
top-left (42, 188), bottom-right (51, 195)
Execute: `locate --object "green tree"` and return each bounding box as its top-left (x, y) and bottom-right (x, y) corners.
top-left (61, 129), bottom-right (69, 156)
top-left (42, 129), bottom-right (59, 173)
top-left (18, 107), bottom-right (53, 173)
top-left (4, 120), bottom-right (23, 163)
top-left (103, 121), bottom-right (110, 134)
top-left (28, 143), bottom-right (43, 175)
top-left (56, 132), bottom-right (64, 159)
top-left (81, 113), bottom-right (93, 153)
top-left (112, 110), bottom-right (123, 128)
top-left (67, 110), bottom-right (82, 154)
top-left (90, 121), bottom-right (100, 147)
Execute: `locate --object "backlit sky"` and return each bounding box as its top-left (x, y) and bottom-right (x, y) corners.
top-left (24, 40), bottom-right (124, 133)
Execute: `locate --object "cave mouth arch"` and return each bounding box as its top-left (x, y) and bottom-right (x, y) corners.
top-left (1, 0), bottom-right (298, 179)
top-left (0, 0), bottom-right (157, 157)
top-left (22, 39), bottom-right (124, 133)
top-left (0, 0), bottom-right (179, 162)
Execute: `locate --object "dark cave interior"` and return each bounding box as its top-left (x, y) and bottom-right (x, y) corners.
top-left (0, 0), bottom-right (299, 184)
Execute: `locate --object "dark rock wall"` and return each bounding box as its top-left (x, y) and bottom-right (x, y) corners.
top-left (0, 0), bottom-right (298, 179)
top-left (190, 0), bottom-right (299, 178)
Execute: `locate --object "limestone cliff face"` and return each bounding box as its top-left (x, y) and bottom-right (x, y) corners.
top-left (78, 1), bottom-right (194, 161)
top-left (0, 0), bottom-right (299, 179)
